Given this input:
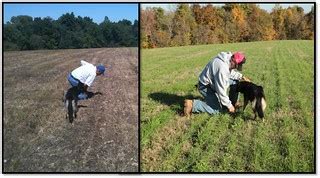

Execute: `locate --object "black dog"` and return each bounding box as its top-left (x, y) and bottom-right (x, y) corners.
top-left (63, 87), bottom-right (79, 123)
top-left (63, 90), bottom-right (103, 123)
top-left (236, 81), bottom-right (267, 120)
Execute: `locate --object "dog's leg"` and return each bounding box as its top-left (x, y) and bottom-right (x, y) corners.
top-left (62, 91), bottom-right (66, 103)
top-left (72, 100), bottom-right (78, 119)
top-left (65, 100), bottom-right (69, 120)
top-left (253, 110), bottom-right (257, 120)
top-left (261, 97), bottom-right (267, 122)
top-left (74, 100), bottom-right (78, 118)
top-left (243, 98), bottom-right (249, 111)
top-left (68, 99), bottom-right (74, 123)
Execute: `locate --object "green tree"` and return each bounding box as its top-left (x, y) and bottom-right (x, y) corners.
top-left (152, 7), bottom-right (172, 47)
top-left (4, 13), bottom-right (137, 51)
top-left (29, 35), bottom-right (45, 50)
top-left (3, 23), bottom-right (20, 50)
top-left (9, 15), bottom-right (34, 50)
top-left (171, 4), bottom-right (196, 46)
top-left (132, 20), bottom-right (139, 46)
top-left (33, 17), bottom-right (59, 49)
top-left (100, 17), bottom-right (114, 46)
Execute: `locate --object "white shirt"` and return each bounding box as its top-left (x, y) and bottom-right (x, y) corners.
top-left (71, 60), bottom-right (97, 87)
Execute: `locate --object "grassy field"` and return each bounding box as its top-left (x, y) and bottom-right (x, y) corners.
top-left (3, 48), bottom-right (138, 172)
top-left (141, 40), bottom-right (314, 172)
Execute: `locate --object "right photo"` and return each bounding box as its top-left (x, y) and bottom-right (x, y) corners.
top-left (140, 3), bottom-right (315, 172)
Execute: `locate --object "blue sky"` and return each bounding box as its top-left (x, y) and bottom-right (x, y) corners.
top-left (141, 3), bottom-right (314, 13)
top-left (4, 3), bottom-right (138, 24)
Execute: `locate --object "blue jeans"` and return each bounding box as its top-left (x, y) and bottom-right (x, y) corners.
top-left (192, 80), bottom-right (239, 115)
top-left (67, 73), bottom-right (88, 100)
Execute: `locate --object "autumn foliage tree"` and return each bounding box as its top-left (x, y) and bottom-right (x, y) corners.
top-left (191, 4), bottom-right (225, 44)
top-left (246, 5), bottom-right (276, 41)
top-left (271, 5), bottom-right (287, 40)
top-left (141, 3), bottom-right (314, 48)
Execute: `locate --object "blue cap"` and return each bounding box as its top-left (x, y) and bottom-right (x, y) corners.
top-left (97, 65), bottom-right (105, 75)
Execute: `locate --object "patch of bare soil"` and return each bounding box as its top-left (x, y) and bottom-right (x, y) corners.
top-left (3, 48), bottom-right (138, 172)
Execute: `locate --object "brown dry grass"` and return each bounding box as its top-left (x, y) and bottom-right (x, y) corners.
top-left (3, 48), bottom-right (138, 172)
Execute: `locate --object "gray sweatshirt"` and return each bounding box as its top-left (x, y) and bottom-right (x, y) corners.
top-left (198, 52), bottom-right (243, 108)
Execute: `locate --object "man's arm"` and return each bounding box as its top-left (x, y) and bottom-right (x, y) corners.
top-left (81, 60), bottom-right (90, 66)
top-left (230, 70), bottom-right (243, 80)
top-left (241, 76), bottom-right (251, 82)
top-left (214, 70), bottom-right (234, 112)
top-left (84, 74), bottom-right (95, 90)
top-left (231, 69), bottom-right (251, 82)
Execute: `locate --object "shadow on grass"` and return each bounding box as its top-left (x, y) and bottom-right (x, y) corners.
top-left (230, 110), bottom-right (261, 122)
top-left (148, 92), bottom-right (201, 114)
top-left (64, 90), bottom-right (103, 109)
top-left (78, 105), bottom-right (88, 108)
top-left (149, 92), bottom-right (261, 121)
top-left (87, 91), bottom-right (103, 99)
top-left (65, 89), bottom-right (102, 100)
top-left (77, 91), bottom-right (103, 108)
top-left (64, 90), bottom-right (103, 123)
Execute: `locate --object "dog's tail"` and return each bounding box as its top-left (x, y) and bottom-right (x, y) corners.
top-left (256, 96), bottom-right (267, 118)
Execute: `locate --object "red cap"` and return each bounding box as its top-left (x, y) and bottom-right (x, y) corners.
top-left (233, 52), bottom-right (245, 64)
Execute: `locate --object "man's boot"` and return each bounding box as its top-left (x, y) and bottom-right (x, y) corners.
top-left (184, 99), bottom-right (193, 117)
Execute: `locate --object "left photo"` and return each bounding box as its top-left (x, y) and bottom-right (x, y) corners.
top-left (3, 3), bottom-right (139, 172)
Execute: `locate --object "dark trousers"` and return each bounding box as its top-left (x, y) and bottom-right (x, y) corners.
top-left (192, 80), bottom-right (239, 114)
top-left (67, 73), bottom-right (87, 100)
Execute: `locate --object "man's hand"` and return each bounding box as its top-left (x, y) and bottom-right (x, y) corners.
top-left (242, 76), bottom-right (251, 82)
top-left (228, 105), bottom-right (235, 113)
top-left (83, 84), bottom-right (88, 92)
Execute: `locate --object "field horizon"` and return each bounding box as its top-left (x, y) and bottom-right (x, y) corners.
top-left (141, 40), bottom-right (315, 172)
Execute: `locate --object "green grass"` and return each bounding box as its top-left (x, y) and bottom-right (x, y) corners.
top-left (141, 40), bottom-right (314, 172)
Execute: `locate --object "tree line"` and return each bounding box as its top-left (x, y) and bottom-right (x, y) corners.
top-left (141, 4), bottom-right (314, 48)
top-left (4, 12), bottom-right (138, 51)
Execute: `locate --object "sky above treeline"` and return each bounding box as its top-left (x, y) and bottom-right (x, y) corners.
top-left (4, 4), bottom-right (138, 24)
